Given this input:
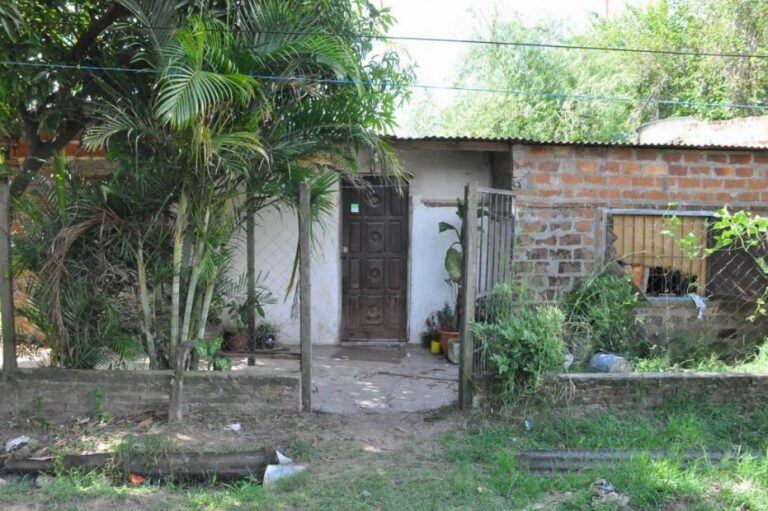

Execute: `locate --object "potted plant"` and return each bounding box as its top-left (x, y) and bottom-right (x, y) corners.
top-left (436, 302), bottom-right (459, 357)
top-left (438, 199), bottom-right (486, 346)
top-left (222, 301), bottom-right (250, 352)
top-left (421, 311), bottom-right (439, 348)
top-left (254, 321), bottom-right (280, 350)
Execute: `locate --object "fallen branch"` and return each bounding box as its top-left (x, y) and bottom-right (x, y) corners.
top-left (1, 449), bottom-right (279, 482)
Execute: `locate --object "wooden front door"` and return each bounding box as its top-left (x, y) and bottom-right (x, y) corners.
top-left (341, 178), bottom-right (408, 341)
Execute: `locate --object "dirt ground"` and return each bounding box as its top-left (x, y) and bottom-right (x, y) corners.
top-left (0, 405), bottom-right (467, 510)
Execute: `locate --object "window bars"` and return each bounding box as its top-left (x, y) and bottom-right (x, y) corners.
top-left (606, 210), bottom-right (768, 301)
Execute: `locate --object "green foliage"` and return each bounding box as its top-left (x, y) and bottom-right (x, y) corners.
top-left (411, 0), bottom-right (768, 141)
top-left (562, 272), bottom-right (641, 355)
top-left (194, 335), bottom-right (231, 371)
top-left (473, 281), bottom-right (565, 397)
top-left (31, 394), bottom-right (48, 427)
top-left (90, 387), bottom-right (110, 423)
top-left (436, 302), bottom-right (456, 331)
top-left (13, 154), bottom-right (142, 369)
top-left (710, 208), bottom-right (768, 319)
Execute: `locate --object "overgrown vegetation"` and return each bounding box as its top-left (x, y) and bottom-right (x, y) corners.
top-left (473, 281), bottom-right (565, 397)
top-left (561, 272), bottom-right (642, 356)
top-left (3, 0), bottom-right (412, 370)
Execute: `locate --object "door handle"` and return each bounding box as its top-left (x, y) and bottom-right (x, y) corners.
top-left (342, 246), bottom-right (349, 253)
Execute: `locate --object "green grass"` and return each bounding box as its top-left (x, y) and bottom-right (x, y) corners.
top-left (633, 340), bottom-right (768, 374)
top-left (1, 402), bottom-right (767, 510)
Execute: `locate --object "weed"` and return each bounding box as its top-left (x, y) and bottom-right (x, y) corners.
top-left (31, 394), bottom-right (49, 428)
top-left (90, 386), bottom-right (110, 423)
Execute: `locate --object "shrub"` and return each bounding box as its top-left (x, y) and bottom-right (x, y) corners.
top-left (473, 282), bottom-right (565, 397)
top-left (561, 272), bottom-right (641, 355)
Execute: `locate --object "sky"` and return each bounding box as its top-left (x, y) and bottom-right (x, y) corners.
top-left (380, 0), bottom-right (642, 133)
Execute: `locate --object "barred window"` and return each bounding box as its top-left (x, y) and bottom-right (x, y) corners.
top-left (607, 210), bottom-right (768, 300)
top-left (608, 212), bottom-right (710, 297)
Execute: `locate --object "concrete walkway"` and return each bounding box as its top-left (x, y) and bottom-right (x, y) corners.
top-left (237, 345), bottom-right (458, 414)
top-left (5, 343), bottom-right (459, 415)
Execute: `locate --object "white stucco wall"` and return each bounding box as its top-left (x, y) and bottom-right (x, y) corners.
top-left (230, 184), bottom-right (342, 345)
top-left (402, 149), bottom-right (492, 343)
top-left (229, 148), bottom-right (491, 345)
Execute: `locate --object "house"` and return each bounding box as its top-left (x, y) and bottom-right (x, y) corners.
top-left (5, 136), bottom-right (767, 350)
top-left (243, 136), bottom-right (768, 349)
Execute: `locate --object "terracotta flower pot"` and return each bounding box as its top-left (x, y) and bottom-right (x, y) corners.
top-left (437, 328), bottom-right (459, 359)
top-left (223, 330), bottom-right (249, 352)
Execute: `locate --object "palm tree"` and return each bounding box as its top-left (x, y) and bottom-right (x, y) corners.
top-left (82, 0), bottom-right (411, 369)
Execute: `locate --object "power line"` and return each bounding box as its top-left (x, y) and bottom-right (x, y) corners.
top-left (3, 59), bottom-right (768, 111)
top-left (148, 27), bottom-right (768, 60)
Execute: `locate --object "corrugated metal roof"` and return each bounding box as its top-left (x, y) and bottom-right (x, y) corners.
top-left (389, 135), bottom-right (768, 151)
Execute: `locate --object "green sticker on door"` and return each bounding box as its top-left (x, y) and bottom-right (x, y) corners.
top-left (350, 202), bottom-right (360, 213)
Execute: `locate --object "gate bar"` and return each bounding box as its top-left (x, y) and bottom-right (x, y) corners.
top-left (459, 181), bottom-right (478, 409)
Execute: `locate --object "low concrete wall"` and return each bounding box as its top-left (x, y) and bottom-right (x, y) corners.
top-left (0, 368), bottom-right (300, 420)
top-left (553, 372), bottom-right (768, 411)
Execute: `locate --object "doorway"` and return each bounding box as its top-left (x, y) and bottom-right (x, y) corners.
top-left (340, 178), bottom-right (408, 341)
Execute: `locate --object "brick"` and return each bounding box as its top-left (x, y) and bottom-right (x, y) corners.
top-left (635, 149), bottom-right (659, 161)
top-left (559, 261), bottom-right (582, 273)
top-left (668, 164), bottom-right (687, 176)
top-left (576, 160), bottom-right (598, 173)
top-left (622, 162), bottom-right (642, 174)
top-left (706, 153), bottom-right (728, 163)
top-left (714, 166), bottom-right (734, 177)
top-left (753, 153), bottom-right (768, 164)
top-left (737, 191), bottom-right (760, 201)
top-left (585, 174), bottom-right (606, 185)
top-left (630, 176), bottom-right (654, 187)
top-left (735, 167), bottom-right (753, 177)
top-left (662, 152), bottom-right (683, 163)
top-left (561, 174), bottom-right (584, 185)
top-left (645, 163), bottom-right (668, 176)
top-left (689, 165), bottom-right (711, 176)
top-left (537, 161), bottom-right (560, 172)
top-left (605, 161), bottom-right (621, 172)
top-left (704, 178), bottom-right (725, 188)
top-left (532, 173), bottom-right (551, 184)
top-left (682, 152), bottom-right (701, 163)
top-left (729, 153), bottom-right (752, 164)
top-left (608, 148), bottom-right (633, 160)
top-left (676, 177), bottom-right (702, 188)
top-left (574, 220), bottom-right (592, 232)
top-left (559, 234), bottom-right (582, 246)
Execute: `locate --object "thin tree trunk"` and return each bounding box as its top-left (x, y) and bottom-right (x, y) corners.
top-left (0, 177), bottom-right (16, 371)
top-left (136, 244), bottom-right (158, 369)
top-left (196, 280), bottom-right (215, 343)
top-left (168, 341), bottom-right (193, 422)
top-left (180, 209), bottom-right (209, 348)
top-left (246, 200), bottom-right (256, 364)
top-left (169, 188), bottom-right (189, 364)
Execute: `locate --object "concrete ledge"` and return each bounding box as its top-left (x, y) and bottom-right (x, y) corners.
top-left (0, 368), bottom-right (300, 420)
top-left (551, 371), bottom-right (768, 411)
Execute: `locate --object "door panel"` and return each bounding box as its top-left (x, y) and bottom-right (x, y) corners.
top-left (341, 178), bottom-right (408, 341)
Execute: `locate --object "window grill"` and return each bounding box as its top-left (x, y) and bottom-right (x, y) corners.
top-left (606, 210), bottom-right (768, 301)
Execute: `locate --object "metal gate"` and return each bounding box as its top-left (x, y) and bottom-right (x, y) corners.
top-left (458, 183), bottom-right (517, 409)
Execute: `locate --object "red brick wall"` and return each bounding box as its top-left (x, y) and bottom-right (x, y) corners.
top-left (511, 144), bottom-right (768, 298)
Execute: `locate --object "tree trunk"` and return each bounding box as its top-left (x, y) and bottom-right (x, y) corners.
top-left (180, 209), bottom-right (209, 349)
top-left (168, 341), bottom-right (193, 422)
top-left (136, 244), bottom-right (158, 369)
top-left (0, 177), bottom-right (16, 371)
top-left (169, 189), bottom-right (189, 364)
